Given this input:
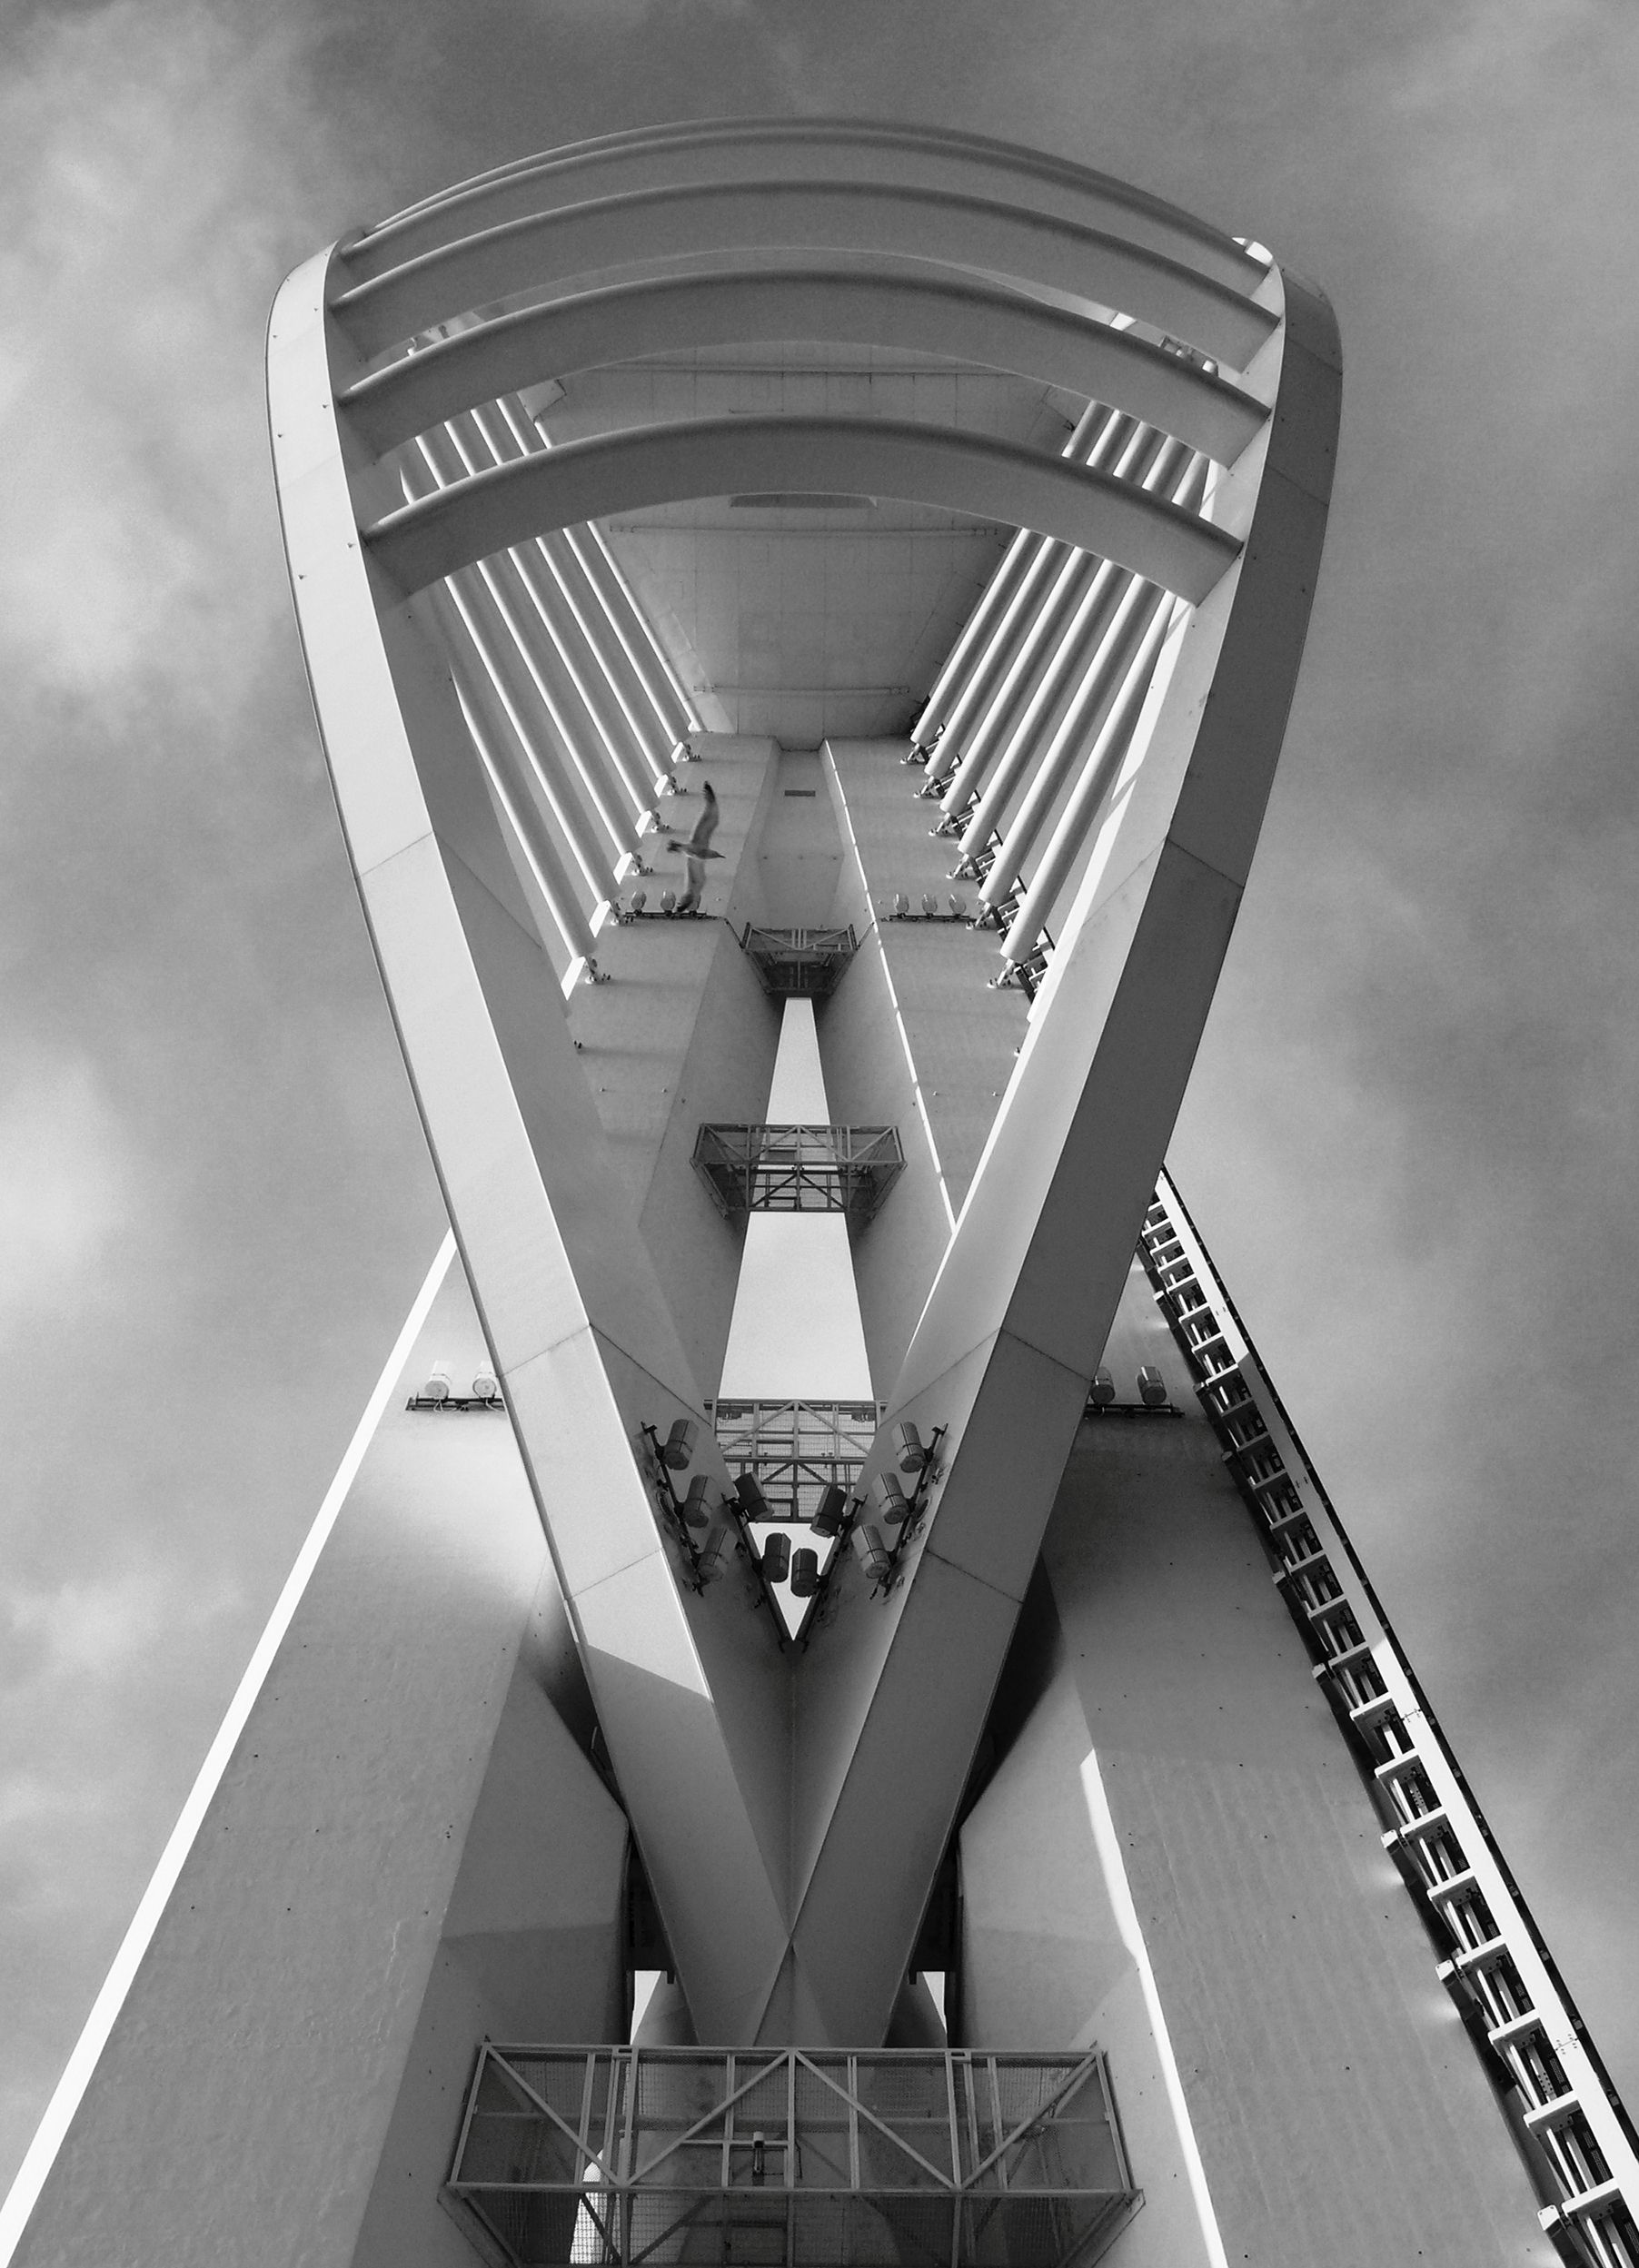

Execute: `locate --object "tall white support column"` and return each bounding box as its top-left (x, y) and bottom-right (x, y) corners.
top-left (2, 1254), bottom-right (629, 2268)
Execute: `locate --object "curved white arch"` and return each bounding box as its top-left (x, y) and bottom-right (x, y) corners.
top-left (341, 265), bottom-right (1267, 463)
top-left (345, 114), bottom-right (1266, 297)
top-left (331, 180), bottom-right (1277, 370)
top-left (268, 124), bottom-right (1342, 2058)
top-left (364, 414), bottom-right (1241, 603)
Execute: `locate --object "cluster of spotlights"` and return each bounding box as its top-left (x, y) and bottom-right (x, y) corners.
top-left (883, 892), bottom-right (968, 921)
top-left (415, 1362), bottom-right (502, 1407)
top-left (646, 1421), bottom-right (729, 1586)
top-left (1087, 1365), bottom-right (1171, 1410)
top-left (839, 1422), bottom-right (940, 1594)
top-left (646, 1415), bottom-right (943, 1613)
top-left (618, 887), bottom-right (700, 921)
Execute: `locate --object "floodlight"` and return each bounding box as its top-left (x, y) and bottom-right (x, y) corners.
top-left (1137, 1364), bottom-right (1168, 1408)
top-left (850, 1523), bottom-right (891, 1582)
top-left (627, 889), bottom-right (648, 918)
top-left (471, 1366), bottom-right (500, 1402)
top-left (1089, 1367), bottom-right (1115, 1406)
top-left (874, 1472), bottom-right (911, 1527)
top-left (660, 888), bottom-right (677, 913)
top-left (422, 1364), bottom-right (452, 1403)
top-left (790, 1548), bottom-right (819, 1599)
top-left (810, 1484), bottom-right (848, 1538)
top-left (920, 892), bottom-right (939, 916)
top-left (891, 892), bottom-right (909, 917)
top-left (735, 1471), bottom-right (770, 1520)
top-left (893, 1421), bottom-right (926, 1476)
top-left (695, 1519), bottom-right (730, 1584)
top-left (762, 1533), bottom-right (791, 1583)
top-left (948, 894), bottom-right (967, 918)
top-left (681, 1475), bottom-right (713, 1530)
top-left (662, 1417), bottom-right (698, 1471)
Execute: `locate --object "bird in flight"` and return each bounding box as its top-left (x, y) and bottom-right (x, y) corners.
top-left (667, 781), bottom-right (720, 913)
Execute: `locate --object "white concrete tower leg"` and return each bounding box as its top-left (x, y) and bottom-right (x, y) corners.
top-left (1, 1251), bottom-right (631, 2268)
top-left (958, 1659), bottom-right (1229, 2268)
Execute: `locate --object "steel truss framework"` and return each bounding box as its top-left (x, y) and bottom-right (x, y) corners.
top-left (740, 927), bottom-right (859, 998)
top-left (445, 2045), bottom-right (1137, 2268)
top-left (712, 1402), bottom-right (879, 1526)
top-left (691, 1125), bottom-right (907, 1222)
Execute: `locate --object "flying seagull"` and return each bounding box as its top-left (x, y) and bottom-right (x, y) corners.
top-left (667, 780), bottom-right (720, 913)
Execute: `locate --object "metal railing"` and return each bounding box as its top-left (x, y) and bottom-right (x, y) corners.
top-left (445, 2045), bottom-right (1137, 2267)
top-left (740, 926), bottom-right (858, 998)
top-left (692, 1124), bottom-right (905, 1222)
top-left (712, 1401), bottom-right (878, 1525)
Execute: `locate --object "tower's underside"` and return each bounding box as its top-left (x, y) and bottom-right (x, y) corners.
top-left (6, 117), bottom-right (1636, 2268)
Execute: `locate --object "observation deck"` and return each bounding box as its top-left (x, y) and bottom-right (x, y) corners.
top-left (711, 1401), bottom-right (878, 1527)
top-left (444, 2045), bottom-right (1137, 2268)
top-left (692, 1124), bottom-right (905, 1223)
top-left (740, 926), bottom-right (859, 998)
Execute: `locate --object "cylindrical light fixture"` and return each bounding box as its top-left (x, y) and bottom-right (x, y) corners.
top-left (875, 1472), bottom-right (911, 1527)
top-left (851, 1523), bottom-right (891, 1583)
top-left (810, 1484), bottom-right (849, 1539)
top-left (696, 1520), bottom-right (730, 1584)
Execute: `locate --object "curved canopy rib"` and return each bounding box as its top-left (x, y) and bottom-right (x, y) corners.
top-left (343, 114), bottom-right (1268, 297)
top-left (363, 414), bottom-right (1242, 604)
top-left (330, 180), bottom-right (1278, 371)
top-left (341, 266), bottom-right (1268, 465)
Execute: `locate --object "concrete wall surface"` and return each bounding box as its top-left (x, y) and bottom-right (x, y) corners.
top-left (9, 1261), bottom-right (612, 2268)
top-left (959, 1262), bottom-right (1555, 2268)
top-left (350, 1629), bottom-right (627, 2268)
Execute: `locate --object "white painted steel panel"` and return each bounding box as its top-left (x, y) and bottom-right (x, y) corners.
top-left (366, 418), bottom-right (1240, 609)
top-left (342, 118), bottom-right (1266, 295)
top-left (333, 180), bottom-right (1276, 371)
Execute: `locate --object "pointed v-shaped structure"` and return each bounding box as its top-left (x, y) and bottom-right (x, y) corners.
top-left (9, 116), bottom-right (1638, 2268)
top-left (261, 112), bottom-right (1336, 2056)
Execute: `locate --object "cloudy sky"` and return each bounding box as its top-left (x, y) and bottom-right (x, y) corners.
top-left (3, 0), bottom-right (1637, 2196)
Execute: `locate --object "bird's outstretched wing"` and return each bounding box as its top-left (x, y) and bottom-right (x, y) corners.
top-left (687, 782), bottom-right (720, 856)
